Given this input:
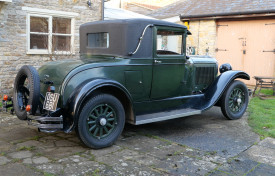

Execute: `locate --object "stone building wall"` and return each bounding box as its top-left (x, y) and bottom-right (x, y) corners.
top-left (181, 20), bottom-right (217, 57)
top-left (0, 0), bottom-right (102, 97)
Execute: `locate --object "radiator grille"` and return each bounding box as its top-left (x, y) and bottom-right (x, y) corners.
top-left (195, 67), bottom-right (215, 85)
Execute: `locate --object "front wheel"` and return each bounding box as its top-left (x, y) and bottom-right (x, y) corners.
top-left (221, 80), bottom-right (249, 120)
top-left (77, 94), bottom-right (125, 149)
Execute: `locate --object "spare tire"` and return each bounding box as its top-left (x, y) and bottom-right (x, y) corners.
top-left (13, 65), bottom-right (40, 120)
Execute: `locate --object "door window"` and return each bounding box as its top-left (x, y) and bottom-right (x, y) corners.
top-left (156, 30), bottom-right (183, 55)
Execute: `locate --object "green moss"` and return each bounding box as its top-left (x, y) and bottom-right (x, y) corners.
top-left (31, 136), bottom-right (41, 141)
top-left (92, 168), bottom-right (100, 176)
top-left (44, 172), bottom-right (55, 176)
top-left (17, 146), bottom-right (36, 151)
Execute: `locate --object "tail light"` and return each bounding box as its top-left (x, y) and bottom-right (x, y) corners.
top-left (3, 95), bottom-right (8, 101)
top-left (26, 105), bottom-right (31, 112)
top-left (47, 86), bottom-right (55, 93)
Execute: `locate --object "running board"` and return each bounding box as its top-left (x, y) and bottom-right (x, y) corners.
top-left (135, 108), bottom-right (201, 125)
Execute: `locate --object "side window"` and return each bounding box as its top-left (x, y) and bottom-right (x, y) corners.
top-left (157, 29), bottom-right (183, 55)
top-left (87, 33), bottom-right (109, 48)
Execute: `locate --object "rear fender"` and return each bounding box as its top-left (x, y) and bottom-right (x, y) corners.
top-left (197, 71), bottom-right (250, 111)
top-left (64, 78), bottom-right (134, 132)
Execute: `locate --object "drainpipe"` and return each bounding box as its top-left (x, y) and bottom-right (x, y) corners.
top-left (102, 0), bottom-right (104, 20)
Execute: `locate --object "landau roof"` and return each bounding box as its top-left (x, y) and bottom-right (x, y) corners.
top-left (80, 19), bottom-right (187, 58)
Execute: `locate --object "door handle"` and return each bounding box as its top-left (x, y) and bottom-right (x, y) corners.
top-left (154, 60), bottom-right (162, 64)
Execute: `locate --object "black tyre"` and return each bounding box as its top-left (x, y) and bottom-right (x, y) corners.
top-left (221, 80), bottom-right (249, 120)
top-left (13, 65), bottom-right (40, 120)
top-left (77, 94), bottom-right (125, 149)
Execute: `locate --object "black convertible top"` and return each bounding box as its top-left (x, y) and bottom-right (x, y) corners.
top-left (80, 19), bottom-right (188, 58)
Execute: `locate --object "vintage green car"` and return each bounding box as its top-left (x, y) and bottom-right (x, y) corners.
top-left (5, 19), bottom-right (250, 149)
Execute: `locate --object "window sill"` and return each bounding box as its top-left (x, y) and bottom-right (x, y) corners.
top-left (27, 50), bottom-right (49, 55)
top-left (27, 50), bottom-right (75, 55)
top-left (0, 0), bottom-right (12, 2)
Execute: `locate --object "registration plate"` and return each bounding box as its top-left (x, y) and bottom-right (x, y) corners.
top-left (43, 92), bottom-right (60, 111)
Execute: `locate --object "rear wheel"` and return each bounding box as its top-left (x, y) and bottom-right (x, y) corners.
top-left (77, 94), bottom-right (125, 149)
top-left (13, 65), bottom-right (40, 120)
top-left (221, 80), bottom-right (249, 120)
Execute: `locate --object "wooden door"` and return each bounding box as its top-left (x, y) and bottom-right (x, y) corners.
top-left (216, 19), bottom-right (275, 85)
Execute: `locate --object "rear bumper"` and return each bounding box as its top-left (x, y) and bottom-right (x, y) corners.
top-left (27, 115), bottom-right (63, 133)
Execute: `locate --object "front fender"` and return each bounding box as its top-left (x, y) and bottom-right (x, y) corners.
top-left (197, 70), bottom-right (250, 111)
top-left (64, 78), bottom-right (133, 132)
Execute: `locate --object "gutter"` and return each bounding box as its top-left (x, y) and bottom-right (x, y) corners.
top-left (180, 9), bottom-right (275, 20)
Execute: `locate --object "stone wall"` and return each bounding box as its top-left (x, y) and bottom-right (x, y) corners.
top-left (0, 0), bottom-right (102, 97)
top-left (181, 20), bottom-right (216, 57)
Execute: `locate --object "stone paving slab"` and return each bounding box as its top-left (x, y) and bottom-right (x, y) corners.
top-left (216, 158), bottom-right (259, 176)
top-left (246, 163), bottom-right (275, 176)
top-left (257, 137), bottom-right (275, 149)
top-left (0, 109), bottom-right (275, 176)
top-left (0, 163), bottom-right (41, 176)
top-left (241, 145), bottom-right (275, 167)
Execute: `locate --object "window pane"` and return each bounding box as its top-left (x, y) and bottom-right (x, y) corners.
top-left (30, 34), bottom-right (48, 49)
top-left (30, 17), bottom-right (48, 33)
top-left (157, 30), bottom-right (183, 55)
top-left (52, 17), bottom-right (71, 34)
top-left (52, 35), bottom-right (71, 51)
top-left (88, 33), bottom-right (109, 48)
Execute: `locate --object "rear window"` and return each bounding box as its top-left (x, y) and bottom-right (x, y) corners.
top-left (87, 33), bottom-right (109, 48)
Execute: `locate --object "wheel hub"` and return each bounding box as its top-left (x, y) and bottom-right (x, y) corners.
top-left (229, 87), bottom-right (245, 113)
top-left (237, 98), bottom-right (242, 105)
top-left (86, 104), bottom-right (117, 139)
top-left (99, 118), bottom-right (107, 126)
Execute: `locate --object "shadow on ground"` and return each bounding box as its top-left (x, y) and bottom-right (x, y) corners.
top-left (0, 107), bottom-right (274, 176)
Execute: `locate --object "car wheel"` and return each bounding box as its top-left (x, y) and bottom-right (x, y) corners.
top-left (77, 94), bottom-right (125, 149)
top-left (13, 65), bottom-right (40, 120)
top-left (221, 80), bottom-right (249, 120)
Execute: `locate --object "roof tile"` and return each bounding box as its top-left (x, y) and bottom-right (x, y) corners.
top-left (148, 0), bottom-right (275, 19)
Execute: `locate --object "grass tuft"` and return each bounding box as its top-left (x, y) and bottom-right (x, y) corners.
top-left (248, 90), bottom-right (275, 139)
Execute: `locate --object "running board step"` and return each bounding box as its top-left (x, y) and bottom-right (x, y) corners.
top-left (135, 108), bottom-right (201, 125)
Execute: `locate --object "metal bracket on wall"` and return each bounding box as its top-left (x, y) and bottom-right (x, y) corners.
top-left (263, 49), bottom-right (275, 54)
top-left (215, 48), bottom-right (228, 52)
top-left (217, 25), bottom-right (228, 27)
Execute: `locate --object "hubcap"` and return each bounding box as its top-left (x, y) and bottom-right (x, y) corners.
top-left (100, 118), bottom-right (107, 126)
top-left (237, 98), bottom-right (242, 105)
top-left (86, 104), bottom-right (117, 139)
top-left (228, 88), bottom-right (245, 113)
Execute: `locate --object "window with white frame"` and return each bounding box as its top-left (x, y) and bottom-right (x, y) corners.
top-left (0, 0), bottom-right (13, 2)
top-left (23, 7), bottom-right (78, 54)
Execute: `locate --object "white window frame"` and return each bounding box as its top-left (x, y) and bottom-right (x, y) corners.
top-left (0, 0), bottom-right (12, 2)
top-left (22, 7), bottom-right (79, 55)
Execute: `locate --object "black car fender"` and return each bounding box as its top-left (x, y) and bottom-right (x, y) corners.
top-left (64, 78), bottom-right (134, 132)
top-left (195, 70), bottom-right (250, 111)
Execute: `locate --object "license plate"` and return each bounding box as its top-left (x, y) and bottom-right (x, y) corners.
top-left (43, 92), bottom-right (60, 111)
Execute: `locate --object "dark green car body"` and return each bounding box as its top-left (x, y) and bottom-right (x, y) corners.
top-left (36, 19), bottom-right (249, 133)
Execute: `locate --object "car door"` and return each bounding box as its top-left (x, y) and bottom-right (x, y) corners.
top-left (150, 26), bottom-right (186, 100)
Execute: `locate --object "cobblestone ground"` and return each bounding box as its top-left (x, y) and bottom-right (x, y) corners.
top-left (0, 109), bottom-right (274, 176)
